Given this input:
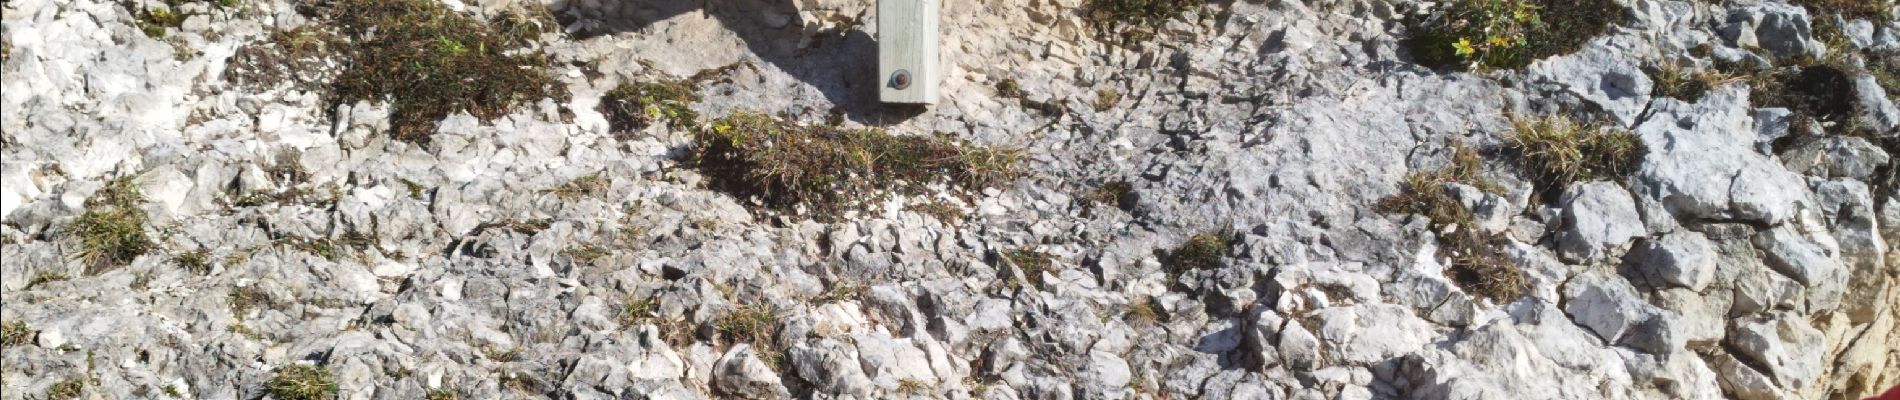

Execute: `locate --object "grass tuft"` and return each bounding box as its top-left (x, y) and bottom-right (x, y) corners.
top-left (72, 177), bottom-right (154, 275)
top-left (319, 0), bottom-right (567, 143)
top-left (1124, 296), bottom-right (1160, 324)
top-left (425, 388), bottom-right (456, 400)
top-left (1505, 115), bottom-right (1644, 197)
top-left (691, 112), bottom-right (1021, 219)
top-left (1376, 143), bottom-right (1524, 301)
top-left (717, 303), bottom-right (782, 368)
top-left (1094, 88), bottom-right (1123, 111)
top-left (267, 364), bottom-right (338, 400)
top-left (1167, 232), bottom-right (1229, 273)
top-left (1647, 62), bottom-right (1738, 102)
top-left (1, 321), bottom-right (31, 347)
top-left (174, 250), bottom-right (212, 274)
top-left (136, 7), bottom-right (186, 38)
top-left (1405, 0), bottom-right (1618, 70)
top-left (599, 77), bottom-right (700, 139)
top-left (46, 378), bottom-right (84, 400)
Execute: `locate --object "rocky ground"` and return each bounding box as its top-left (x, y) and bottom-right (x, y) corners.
top-left (2, 0), bottom-right (1898, 398)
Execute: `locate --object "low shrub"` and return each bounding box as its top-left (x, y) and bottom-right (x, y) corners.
top-left (1406, 0), bottom-right (1617, 70)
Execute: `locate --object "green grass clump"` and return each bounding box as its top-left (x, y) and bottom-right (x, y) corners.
top-left (1084, 0), bottom-right (1203, 43)
top-left (174, 250), bottom-right (212, 274)
top-left (691, 112), bottom-right (1021, 219)
top-left (1506, 115), bottom-right (1644, 196)
top-left (1167, 232), bottom-right (1229, 272)
top-left (1377, 143), bottom-right (1523, 301)
top-left (322, 0), bottom-right (566, 143)
top-left (599, 78), bottom-right (700, 138)
top-left (72, 177), bottom-right (154, 275)
top-left (425, 389), bottom-right (457, 400)
top-left (1406, 0), bottom-right (1617, 70)
top-left (46, 378), bottom-right (85, 400)
top-left (1124, 296), bottom-right (1160, 324)
top-left (717, 304), bottom-right (782, 367)
top-left (267, 364), bottom-right (338, 400)
top-left (1, 321), bottom-right (30, 347)
top-left (136, 7), bottom-right (186, 38)
top-left (1094, 88), bottom-right (1122, 112)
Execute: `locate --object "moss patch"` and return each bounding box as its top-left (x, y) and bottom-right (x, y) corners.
top-left (691, 112), bottom-right (1021, 220)
top-left (72, 177), bottom-right (154, 275)
top-left (1405, 0), bottom-right (1619, 70)
top-left (1506, 115), bottom-right (1644, 198)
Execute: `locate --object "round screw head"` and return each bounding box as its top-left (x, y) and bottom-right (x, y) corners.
top-left (890, 70), bottom-right (912, 90)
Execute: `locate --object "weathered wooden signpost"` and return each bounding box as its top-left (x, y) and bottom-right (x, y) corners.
top-left (878, 0), bottom-right (940, 105)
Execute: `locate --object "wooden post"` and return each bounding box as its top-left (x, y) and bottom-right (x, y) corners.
top-left (878, 0), bottom-right (939, 105)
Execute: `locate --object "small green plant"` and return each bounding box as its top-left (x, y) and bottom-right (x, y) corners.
top-left (1003, 248), bottom-right (1055, 289)
top-left (905, 200), bottom-right (965, 225)
top-left (1083, 180), bottom-right (1134, 213)
top-left (162, 384), bottom-right (183, 397)
top-left (484, 347), bottom-right (522, 362)
top-left (175, 250), bottom-right (212, 274)
top-left (1406, 0), bottom-right (1616, 70)
top-left (72, 177), bottom-right (154, 274)
top-left (620, 296), bottom-right (660, 326)
top-left (1376, 143), bottom-right (1523, 301)
top-left (996, 79), bottom-right (1025, 99)
top-left (1505, 115), bottom-right (1644, 196)
top-left (227, 323), bottom-right (262, 340)
top-left (1, 320), bottom-right (31, 347)
top-left (818, 281), bottom-right (865, 304)
top-left (425, 388), bottom-right (456, 400)
top-left (692, 112), bottom-right (1021, 219)
top-left (323, 0), bottom-right (567, 143)
top-left (46, 378), bottom-right (84, 400)
top-left (267, 364), bottom-right (338, 400)
top-left (1648, 62), bottom-right (1737, 102)
top-left (137, 7), bottom-right (186, 38)
top-left (599, 78), bottom-right (700, 138)
top-left (1167, 232), bottom-right (1229, 273)
top-left (897, 379), bottom-right (932, 394)
top-left (1083, 0), bottom-right (1202, 43)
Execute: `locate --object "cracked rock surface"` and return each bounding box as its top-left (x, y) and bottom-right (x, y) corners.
top-left (3, 0), bottom-right (1897, 399)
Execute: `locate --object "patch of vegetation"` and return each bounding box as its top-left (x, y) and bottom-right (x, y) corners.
top-left (174, 250), bottom-right (212, 274)
top-left (599, 77), bottom-right (700, 139)
top-left (818, 281), bottom-right (865, 304)
top-left (1082, 180), bottom-right (1135, 214)
top-left (483, 347), bottom-right (522, 362)
top-left (1083, 0), bottom-right (1203, 43)
top-left (25, 271), bottom-right (69, 289)
top-left (996, 79), bottom-right (1025, 99)
top-left (691, 112), bottom-right (1021, 220)
top-left (1790, 0), bottom-right (1895, 21)
top-left (549, 173), bottom-right (607, 199)
top-left (228, 286), bottom-right (270, 317)
top-left (1746, 63), bottom-right (1862, 135)
top-left (1166, 232), bottom-right (1229, 273)
top-left (1647, 62), bottom-right (1737, 102)
top-left (72, 177), bottom-right (154, 275)
top-left (312, 0), bottom-right (567, 143)
top-left (619, 297), bottom-right (660, 326)
top-left (1505, 115), bottom-right (1644, 197)
top-left (1, 320), bottom-right (31, 347)
top-left (425, 388), bottom-right (456, 400)
top-left (227, 323), bottom-right (262, 340)
top-left (267, 364), bottom-right (337, 400)
top-left (717, 304), bottom-right (781, 366)
top-left (897, 379), bottom-right (932, 395)
top-left (46, 378), bottom-right (84, 400)
top-left (1376, 143), bottom-right (1523, 301)
top-left (162, 384), bottom-right (182, 397)
top-left (1003, 248), bottom-right (1056, 289)
top-left (1871, 49), bottom-right (1900, 96)
top-left (1124, 296), bottom-right (1160, 324)
top-left (1094, 88), bottom-right (1122, 112)
top-left (563, 244), bottom-right (609, 264)
top-left (1405, 0), bottom-right (1618, 70)
top-left (226, 27), bottom-right (345, 92)
top-left (905, 200), bottom-right (965, 225)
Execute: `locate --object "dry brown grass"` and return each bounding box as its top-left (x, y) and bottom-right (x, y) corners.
top-left (1377, 143), bottom-right (1524, 301)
